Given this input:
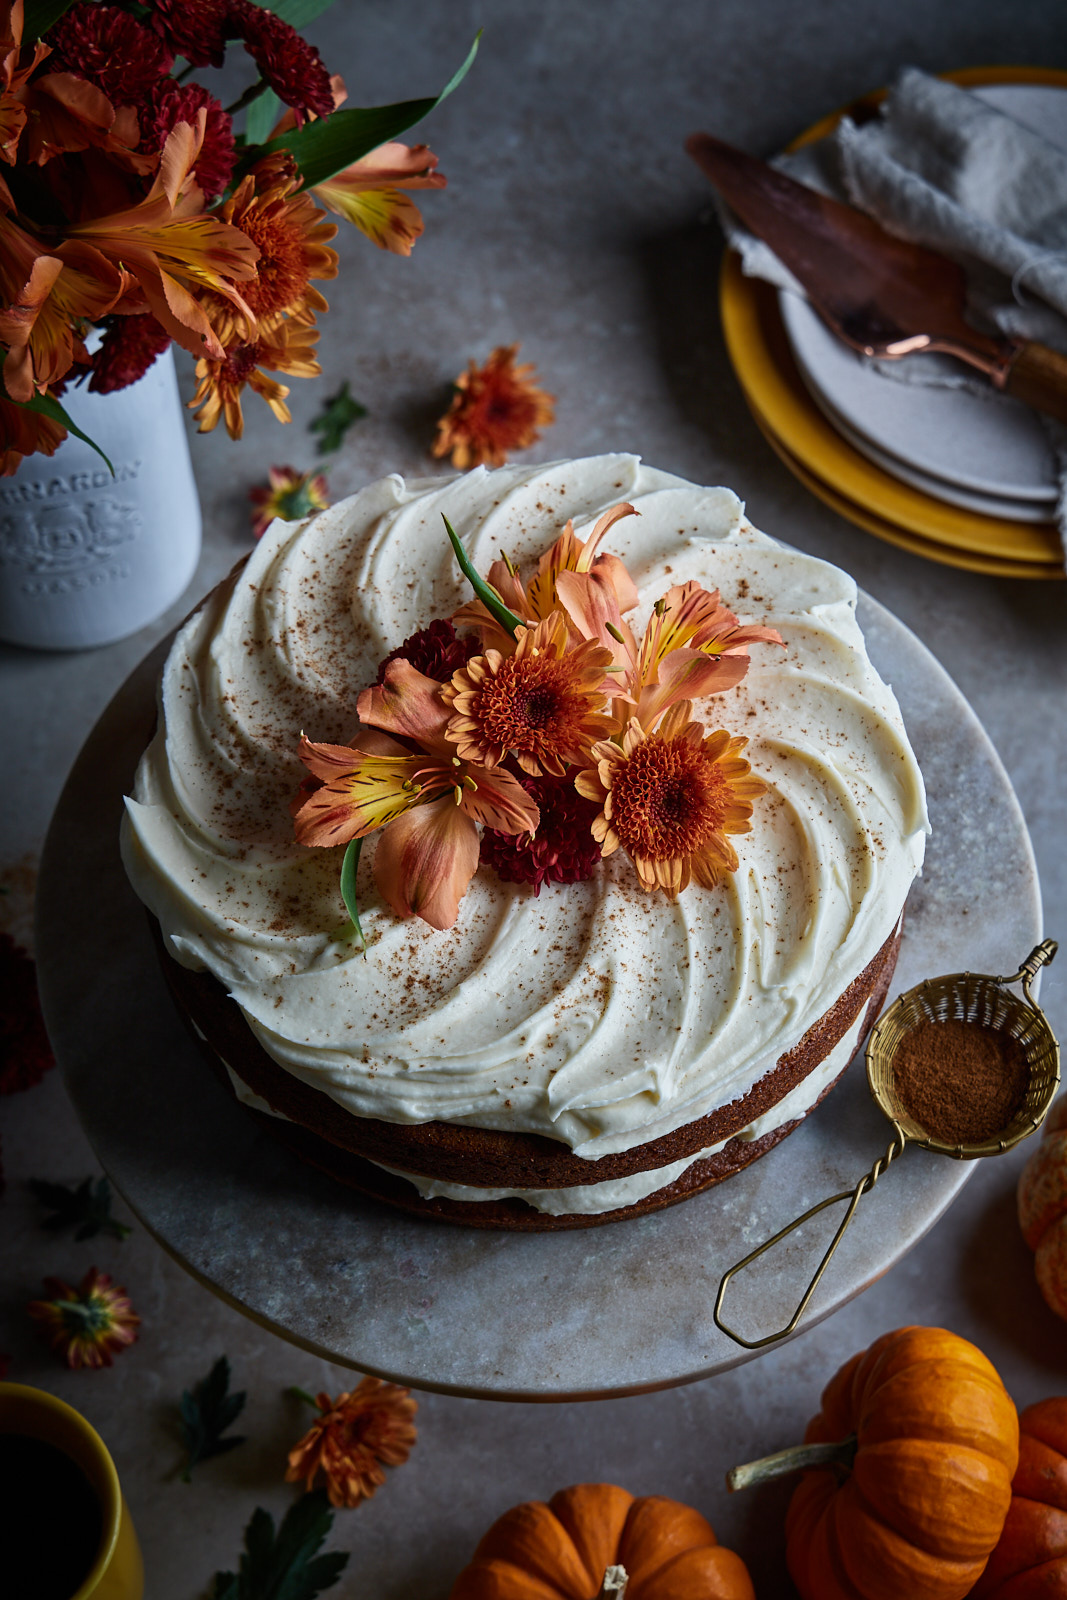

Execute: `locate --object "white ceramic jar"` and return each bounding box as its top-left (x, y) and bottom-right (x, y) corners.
top-left (0, 345), bottom-right (202, 650)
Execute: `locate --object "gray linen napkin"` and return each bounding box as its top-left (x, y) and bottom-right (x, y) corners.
top-left (724, 68), bottom-right (1067, 539)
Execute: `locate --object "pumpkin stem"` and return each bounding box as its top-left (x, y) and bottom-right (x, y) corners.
top-left (595, 1564), bottom-right (629, 1599)
top-left (727, 1433), bottom-right (858, 1492)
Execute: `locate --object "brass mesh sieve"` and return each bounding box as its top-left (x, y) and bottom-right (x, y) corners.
top-left (866, 941), bottom-right (1060, 1158)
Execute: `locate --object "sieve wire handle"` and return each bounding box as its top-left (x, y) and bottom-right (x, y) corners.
top-left (1001, 940), bottom-right (1058, 1007)
top-left (713, 1131), bottom-right (907, 1350)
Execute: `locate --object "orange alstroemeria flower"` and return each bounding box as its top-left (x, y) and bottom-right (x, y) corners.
top-left (575, 700), bottom-right (768, 898)
top-left (0, 0), bottom-right (50, 172)
top-left (558, 570), bottom-right (785, 733)
top-left (313, 141), bottom-right (446, 256)
top-left (452, 501), bottom-right (640, 657)
top-left (442, 610), bottom-right (614, 778)
top-left (0, 391), bottom-right (65, 473)
top-left (271, 80), bottom-right (445, 258)
top-left (293, 659), bottom-right (539, 929)
top-left (0, 215), bottom-right (123, 399)
top-left (66, 113), bottom-right (259, 362)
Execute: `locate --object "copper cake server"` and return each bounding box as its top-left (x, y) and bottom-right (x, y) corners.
top-left (686, 131), bottom-right (1067, 425)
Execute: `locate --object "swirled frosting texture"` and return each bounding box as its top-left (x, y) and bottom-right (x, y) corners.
top-left (122, 456), bottom-right (927, 1160)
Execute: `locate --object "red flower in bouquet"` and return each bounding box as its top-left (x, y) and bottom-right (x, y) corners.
top-left (46, 3), bottom-right (173, 106)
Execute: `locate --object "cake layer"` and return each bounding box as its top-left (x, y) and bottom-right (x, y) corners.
top-left (122, 456), bottom-right (928, 1173)
top-left (157, 918), bottom-right (900, 1191)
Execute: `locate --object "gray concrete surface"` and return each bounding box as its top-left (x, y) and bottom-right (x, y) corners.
top-left (3, 2), bottom-right (1066, 1595)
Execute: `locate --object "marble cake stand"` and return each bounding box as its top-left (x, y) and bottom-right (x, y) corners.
top-left (36, 594), bottom-right (1041, 1400)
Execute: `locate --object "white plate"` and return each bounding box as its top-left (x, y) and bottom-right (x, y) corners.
top-left (35, 606), bottom-right (1041, 1399)
top-left (778, 85), bottom-right (1065, 511)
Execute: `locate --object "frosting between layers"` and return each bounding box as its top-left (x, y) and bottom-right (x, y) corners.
top-left (122, 456), bottom-right (928, 1161)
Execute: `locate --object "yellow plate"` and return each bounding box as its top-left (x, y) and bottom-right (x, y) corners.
top-left (719, 66), bottom-right (1067, 580)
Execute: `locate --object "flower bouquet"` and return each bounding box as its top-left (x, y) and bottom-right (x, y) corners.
top-left (0, 0), bottom-right (476, 473)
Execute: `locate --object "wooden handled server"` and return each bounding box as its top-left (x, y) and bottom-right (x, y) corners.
top-left (686, 131), bottom-right (1067, 425)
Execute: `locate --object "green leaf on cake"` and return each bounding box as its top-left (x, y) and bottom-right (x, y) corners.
top-left (443, 514), bottom-right (521, 638)
top-left (179, 1356), bottom-right (248, 1482)
top-left (210, 1491), bottom-right (349, 1600)
top-left (309, 382), bottom-right (367, 456)
top-left (28, 1175), bottom-right (131, 1241)
top-left (339, 837), bottom-right (366, 952)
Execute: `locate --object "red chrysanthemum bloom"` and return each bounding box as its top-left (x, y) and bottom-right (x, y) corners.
top-left (432, 344), bottom-right (556, 469)
top-left (47, 3), bottom-right (173, 106)
top-left (0, 934), bottom-right (56, 1093)
top-left (286, 1379), bottom-right (417, 1509)
top-left (27, 1268), bottom-right (140, 1370)
top-left (140, 80), bottom-right (236, 201)
top-left (148, 0), bottom-right (231, 69)
top-left (230, 0), bottom-right (334, 125)
top-left (576, 703), bottom-right (768, 898)
top-left (87, 314), bottom-right (171, 395)
top-left (374, 619), bottom-right (479, 686)
top-left (442, 611), bottom-right (613, 778)
top-left (480, 771), bottom-right (602, 894)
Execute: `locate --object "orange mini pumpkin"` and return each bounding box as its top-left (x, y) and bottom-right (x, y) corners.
top-left (971, 1397), bottom-right (1067, 1597)
top-left (783, 1326), bottom-right (1018, 1600)
top-left (449, 1482), bottom-right (754, 1600)
top-left (1018, 1093), bottom-right (1067, 1320)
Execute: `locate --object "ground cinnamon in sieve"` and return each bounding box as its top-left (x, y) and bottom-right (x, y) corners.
top-left (891, 1018), bottom-right (1029, 1144)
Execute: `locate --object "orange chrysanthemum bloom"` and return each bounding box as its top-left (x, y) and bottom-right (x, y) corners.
top-left (286, 1379), bottom-right (417, 1509)
top-left (575, 701), bottom-right (768, 897)
top-left (432, 343), bottom-right (555, 469)
top-left (189, 316), bottom-right (321, 437)
top-left (27, 1268), bottom-right (140, 1370)
top-left (208, 150), bottom-right (338, 342)
top-left (443, 610), bottom-right (614, 777)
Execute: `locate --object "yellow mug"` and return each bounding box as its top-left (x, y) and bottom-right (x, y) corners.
top-left (0, 1382), bottom-right (144, 1600)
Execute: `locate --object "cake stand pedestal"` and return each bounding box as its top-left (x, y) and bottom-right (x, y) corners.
top-left (36, 595), bottom-right (1041, 1399)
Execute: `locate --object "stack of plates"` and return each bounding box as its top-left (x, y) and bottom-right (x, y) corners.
top-left (719, 69), bottom-right (1067, 580)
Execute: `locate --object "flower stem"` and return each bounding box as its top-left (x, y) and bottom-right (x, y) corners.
top-left (287, 1386), bottom-right (321, 1409)
top-left (727, 1434), bottom-right (858, 1492)
top-left (226, 78), bottom-right (270, 117)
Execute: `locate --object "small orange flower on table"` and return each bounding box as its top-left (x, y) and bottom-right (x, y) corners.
top-left (27, 1268), bottom-right (140, 1370)
top-left (433, 343), bottom-right (555, 468)
top-left (286, 1378), bottom-right (417, 1509)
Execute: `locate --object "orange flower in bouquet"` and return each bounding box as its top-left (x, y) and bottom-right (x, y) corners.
top-left (0, 0), bottom-right (477, 472)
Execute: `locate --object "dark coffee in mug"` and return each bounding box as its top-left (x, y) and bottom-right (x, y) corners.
top-left (1, 1431), bottom-right (104, 1599)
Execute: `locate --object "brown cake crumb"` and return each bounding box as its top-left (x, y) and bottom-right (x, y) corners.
top-left (892, 1018), bottom-right (1028, 1144)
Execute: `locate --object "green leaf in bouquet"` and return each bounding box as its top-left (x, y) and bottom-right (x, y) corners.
top-left (245, 88), bottom-right (283, 148)
top-left (0, 359), bottom-right (115, 473)
top-left (270, 0), bottom-right (338, 27)
top-left (244, 32), bottom-right (480, 192)
top-left (22, 0), bottom-right (76, 41)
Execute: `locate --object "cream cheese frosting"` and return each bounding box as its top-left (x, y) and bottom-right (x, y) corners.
top-left (121, 455), bottom-right (928, 1162)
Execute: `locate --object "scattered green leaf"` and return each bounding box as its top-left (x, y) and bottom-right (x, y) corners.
top-left (443, 514), bottom-right (521, 638)
top-left (237, 32), bottom-right (480, 191)
top-left (179, 1356), bottom-right (247, 1483)
top-left (28, 1176), bottom-right (131, 1242)
top-left (210, 1490), bottom-right (348, 1600)
top-left (308, 381), bottom-right (367, 456)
